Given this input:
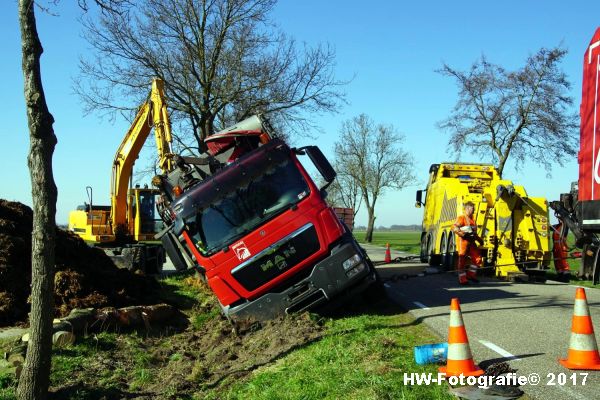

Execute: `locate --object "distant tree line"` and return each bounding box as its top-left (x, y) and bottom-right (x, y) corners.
top-left (353, 225), bottom-right (421, 232)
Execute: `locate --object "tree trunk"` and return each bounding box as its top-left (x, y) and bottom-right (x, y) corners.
top-left (365, 208), bottom-right (376, 243)
top-left (497, 154), bottom-right (508, 177)
top-left (17, 1), bottom-right (58, 399)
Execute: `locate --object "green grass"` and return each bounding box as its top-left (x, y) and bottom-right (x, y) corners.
top-left (204, 311), bottom-right (452, 400)
top-left (354, 231), bottom-right (421, 255)
top-left (40, 270), bottom-right (454, 399)
top-left (51, 332), bottom-right (119, 387)
top-left (0, 372), bottom-right (15, 400)
top-left (159, 270), bottom-right (207, 310)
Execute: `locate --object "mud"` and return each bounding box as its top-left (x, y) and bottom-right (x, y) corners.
top-left (151, 277), bottom-right (325, 393)
top-left (0, 200), bottom-right (158, 326)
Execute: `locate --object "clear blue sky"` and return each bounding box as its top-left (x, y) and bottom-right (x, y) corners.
top-left (1, 1), bottom-right (599, 226)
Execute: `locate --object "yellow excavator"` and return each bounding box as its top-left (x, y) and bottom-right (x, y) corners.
top-left (68, 78), bottom-right (175, 273)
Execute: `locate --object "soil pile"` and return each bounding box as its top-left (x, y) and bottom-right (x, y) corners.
top-left (0, 200), bottom-right (159, 326)
top-left (161, 312), bottom-right (324, 390)
top-left (147, 279), bottom-right (324, 395)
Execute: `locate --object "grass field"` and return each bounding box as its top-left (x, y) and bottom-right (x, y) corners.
top-left (0, 273), bottom-right (453, 400)
top-left (209, 311), bottom-right (452, 400)
top-left (353, 231), bottom-right (421, 255)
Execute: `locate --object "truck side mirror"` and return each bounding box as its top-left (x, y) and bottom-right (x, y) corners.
top-left (416, 189), bottom-right (425, 207)
top-left (298, 146), bottom-right (336, 190)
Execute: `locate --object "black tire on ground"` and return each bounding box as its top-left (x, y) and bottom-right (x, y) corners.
top-left (527, 270), bottom-right (547, 283)
top-left (420, 234), bottom-right (428, 263)
top-left (148, 247), bottom-right (164, 275)
top-left (362, 266), bottom-right (387, 303)
top-left (444, 234), bottom-right (457, 271)
top-left (132, 246), bottom-right (145, 272)
top-left (427, 235), bottom-right (441, 267)
top-left (440, 232), bottom-right (447, 269)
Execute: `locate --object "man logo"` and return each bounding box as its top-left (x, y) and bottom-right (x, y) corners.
top-left (232, 241), bottom-right (251, 261)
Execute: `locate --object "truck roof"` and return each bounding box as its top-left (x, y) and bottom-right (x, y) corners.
top-left (433, 162), bottom-right (495, 168)
top-left (429, 163), bottom-right (498, 176)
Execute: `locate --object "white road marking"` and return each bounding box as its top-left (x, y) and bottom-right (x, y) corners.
top-left (413, 301), bottom-right (430, 310)
top-left (384, 283), bottom-right (391, 288)
top-left (478, 340), bottom-right (520, 360)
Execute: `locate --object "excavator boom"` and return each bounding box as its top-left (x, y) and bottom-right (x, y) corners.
top-left (110, 79), bottom-right (174, 233)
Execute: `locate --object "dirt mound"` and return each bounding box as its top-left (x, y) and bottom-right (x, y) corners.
top-left (0, 200), bottom-right (159, 326)
top-left (164, 313), bottom-right (324, 390)
top-left (149, 279), bottom-right (325, 394)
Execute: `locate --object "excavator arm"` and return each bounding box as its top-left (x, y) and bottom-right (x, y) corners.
top-left (110, 78), bottom-right (174, 235)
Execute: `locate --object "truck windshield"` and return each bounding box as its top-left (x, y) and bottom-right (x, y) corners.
top-left (187, 158), bottom-right (310, 256)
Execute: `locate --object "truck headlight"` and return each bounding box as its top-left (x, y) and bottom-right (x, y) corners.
top-left (343, 254), bottom-right (362, 271)
top-left (346, 262), bottom-right (365, 278)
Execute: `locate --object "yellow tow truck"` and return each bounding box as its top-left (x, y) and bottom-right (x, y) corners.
top-left (416, 163), bottom-right (551, 281)
top-left (68, 79), bottom-right (175, 273)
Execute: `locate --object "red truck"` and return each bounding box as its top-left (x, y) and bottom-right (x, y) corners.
top-left (155, 116), bottom-right (377, 320)
top-left (550, 27), bottom-right (600, 283)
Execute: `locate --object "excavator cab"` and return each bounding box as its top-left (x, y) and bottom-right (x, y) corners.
top-left (130, 187), bottom-right (162, 241)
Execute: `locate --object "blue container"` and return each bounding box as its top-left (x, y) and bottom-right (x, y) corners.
top-left (414, 343), bottom-right (448, 365)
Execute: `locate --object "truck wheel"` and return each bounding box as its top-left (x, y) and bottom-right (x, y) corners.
top-left (440, 232), bottom-right (447, 269)
top-left (132, 247), bottom-right (144, 272)
top-left (427, 236), bottom-right (441, 267)
top-left (362, 266), bottom-right (387, 303)
top-left (444, 234), bottom-right (457, 271)
top-left (420, 234), bottom-right (428, 263)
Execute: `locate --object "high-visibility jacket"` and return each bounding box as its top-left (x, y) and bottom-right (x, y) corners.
top-left (453, 214), bottom-right (477, 241)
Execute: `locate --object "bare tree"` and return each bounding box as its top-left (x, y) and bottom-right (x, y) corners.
top-left (17, 1), bottom-right (57, 399)
top-left (334, 114), bottom-right (415, 243)
top-left (16, 2), bottom-right (127, 398)
top-left (76, 0), bottom-right (347, 153)
top-left (324, 163), bottom-right (362, 217)
top-left (437, 47), bottom-right (578, 176)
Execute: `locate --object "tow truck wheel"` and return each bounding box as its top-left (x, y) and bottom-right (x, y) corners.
top-left (440, 233), bottom-right (447, 270)
top-left (443, 234), bottom-right (457, 271)
top-left (427, 236), bottom-right (441, 267)
top-left (420, 234), bottom-right (428, 263)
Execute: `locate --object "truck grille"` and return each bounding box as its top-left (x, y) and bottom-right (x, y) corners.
top-left (231, 224), bottom-right (320, 291)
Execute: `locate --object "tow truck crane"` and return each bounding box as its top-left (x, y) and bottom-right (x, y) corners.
top-left (68, 78), bottom-right (175, 273)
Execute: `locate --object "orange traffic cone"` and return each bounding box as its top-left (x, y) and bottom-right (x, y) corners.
top-left (559, 287), bottom-right (600, 370)
top-left (439, 298), bottom-right (484, 377)
top-left (384, 243), bottom-right (391, 264)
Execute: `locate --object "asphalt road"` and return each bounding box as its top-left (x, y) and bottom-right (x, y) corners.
top-left (363, 244), bottom-right (600, 400)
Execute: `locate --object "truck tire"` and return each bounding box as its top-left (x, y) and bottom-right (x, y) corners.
top-left (427, 236), bottom-right (441, 267)
top-left (361, 263), bottom-right (387, 303)
top-left (443, 234), bottom-right (457, 271)
top-left (440, 232), bottom-right (447, 268)
top-left (132, 246), bottom-right (144, 272)
top-left (420, 234), bottom-right (428, 263)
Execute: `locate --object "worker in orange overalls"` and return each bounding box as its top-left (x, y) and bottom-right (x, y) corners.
top-left (552, 221), bottom-right (571, 282)
top-left (452, 201), bottom-right (483, 285)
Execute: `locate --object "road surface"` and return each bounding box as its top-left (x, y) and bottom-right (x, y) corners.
top-left (365, 244), bottom-right (600, 400)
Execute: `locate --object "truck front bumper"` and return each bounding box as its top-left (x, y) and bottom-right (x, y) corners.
top-left (223, 235), bottom-right (376, 321)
